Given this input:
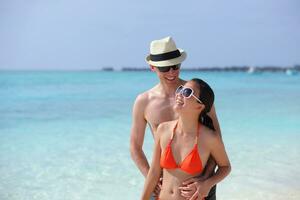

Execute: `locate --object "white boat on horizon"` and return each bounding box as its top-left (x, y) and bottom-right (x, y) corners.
top-left (286, 69), bottom-right (297, 76)
top-left (247, 66), bottom-right (261, 74)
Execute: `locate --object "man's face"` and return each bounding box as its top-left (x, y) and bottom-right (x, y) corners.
top-left (151, 64), bottom-right (181, 84)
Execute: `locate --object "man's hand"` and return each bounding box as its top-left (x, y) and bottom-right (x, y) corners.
top-left (153, 177), bottom-right (163, 198)
top-left (179, 176), bottom-right (211, 200)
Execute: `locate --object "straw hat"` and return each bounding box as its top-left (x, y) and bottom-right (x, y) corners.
top-left (146, 36), bottom-right (187, 67)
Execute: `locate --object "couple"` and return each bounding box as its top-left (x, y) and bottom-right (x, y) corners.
top-left (130, 37), bottom-right (231, 200)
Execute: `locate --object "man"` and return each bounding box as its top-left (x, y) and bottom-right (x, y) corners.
top-left (130, 36), bottom-right (222, 200)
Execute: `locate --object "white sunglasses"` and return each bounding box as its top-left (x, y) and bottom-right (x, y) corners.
top-left (175, 85), bottom-right (203, 104)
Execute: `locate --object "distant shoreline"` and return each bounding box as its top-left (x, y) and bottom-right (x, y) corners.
top-left (102, 65), bottom-right (300, 73)
top-left (1, 65), bottom-right (299, 73)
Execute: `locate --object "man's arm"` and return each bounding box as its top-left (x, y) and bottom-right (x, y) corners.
top-left (130, 94), bottom-right (150, 178)
top-left (140, 125), bottom-right (163, 200)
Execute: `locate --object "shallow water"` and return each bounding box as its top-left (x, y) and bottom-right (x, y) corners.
top-left (0, 71), bottom-right (299, 200)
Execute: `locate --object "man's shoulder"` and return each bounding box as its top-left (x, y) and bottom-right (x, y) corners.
top-left (134, 91), bottom-right (150, 106)
top-left (134, 85), bottom-right (160, 103)
top-left (135, 91), bottom-right (148, 102)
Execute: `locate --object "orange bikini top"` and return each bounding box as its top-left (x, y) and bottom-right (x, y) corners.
top-left (160, 122), bottom-right (203, 175)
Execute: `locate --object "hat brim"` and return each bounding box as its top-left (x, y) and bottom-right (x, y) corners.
top-left (145, 49), bottom-right (186, 67)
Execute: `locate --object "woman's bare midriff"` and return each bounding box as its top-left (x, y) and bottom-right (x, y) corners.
top-left (158, 169), bottom-right (202, 200)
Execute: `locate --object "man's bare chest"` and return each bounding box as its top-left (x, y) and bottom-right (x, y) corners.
top-left (144, 99), bottom-right (178, 133)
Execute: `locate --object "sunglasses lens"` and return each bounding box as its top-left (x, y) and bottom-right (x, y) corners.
top-left (157, 64), bottom-right (180, 72)
top-left (172, 65), bottom-right (180, 70)
top-left (157, 66), bottom-right (171, 72)
top-left (182, 88), bottom-right (193, 98)
top-left (175, 85), bottom-right (183, 94)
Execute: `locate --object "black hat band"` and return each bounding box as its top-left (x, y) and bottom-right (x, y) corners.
top-left (150, 50), bottom-right (181, 61)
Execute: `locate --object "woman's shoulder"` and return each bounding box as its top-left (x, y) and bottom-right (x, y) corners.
top-left (158, 120), bottom-right (177, 130)
top-left (156, 120), bottom-right (177, 141)
top-left (200, 125), bottom-right (220, 145)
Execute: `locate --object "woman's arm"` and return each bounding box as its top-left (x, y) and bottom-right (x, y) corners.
top-left (180, 132), bottom-right (231, 200)
top-left (203, 104), bottom-right (221, 177)
top-left (204, 134), bottom-right (231, 190)
top-left (181, 134), bottom-right (231, 200)
top-left (140, 126), bottom-right (163, 200)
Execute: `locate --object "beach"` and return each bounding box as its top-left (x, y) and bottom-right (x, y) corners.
top-left (0, 71), bottom-right (299, 200)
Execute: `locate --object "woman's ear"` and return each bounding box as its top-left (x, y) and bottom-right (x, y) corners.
top-left (197, 103), bottom-right (205, 112)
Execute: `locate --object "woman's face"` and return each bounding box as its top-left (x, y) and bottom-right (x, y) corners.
top-left (174, 81), bottom-right (202, 113)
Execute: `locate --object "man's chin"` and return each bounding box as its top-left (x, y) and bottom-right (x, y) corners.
top-left (164, 77), bottom-right (178, 84)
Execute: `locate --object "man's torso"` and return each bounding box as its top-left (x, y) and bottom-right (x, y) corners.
top-left (143, 88), bottom-right (178, 136)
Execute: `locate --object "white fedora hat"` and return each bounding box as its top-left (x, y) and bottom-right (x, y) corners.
top-left (146, 36), bottom-right (187, 67)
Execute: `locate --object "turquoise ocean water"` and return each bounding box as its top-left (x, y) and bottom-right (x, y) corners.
top-left (0, 71), bottom-right (299, 200)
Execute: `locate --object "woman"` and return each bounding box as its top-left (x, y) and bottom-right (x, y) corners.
top-left (141, 78), bottom-right (231, 200)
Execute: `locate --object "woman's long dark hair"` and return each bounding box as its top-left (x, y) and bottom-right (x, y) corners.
top-left (191, 78), bottom-right (215, 131)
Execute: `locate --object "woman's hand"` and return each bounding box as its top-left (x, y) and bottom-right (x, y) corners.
top-left (179, 176), bottom-right (211, 200)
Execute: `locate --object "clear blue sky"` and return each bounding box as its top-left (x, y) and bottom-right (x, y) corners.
top-left (1, 0), bottom-right (299, 70)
